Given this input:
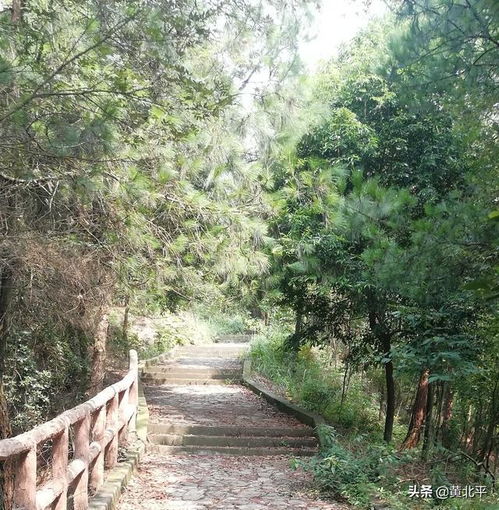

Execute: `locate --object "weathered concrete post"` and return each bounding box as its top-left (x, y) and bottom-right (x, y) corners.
top-left (89, 405), bottom-right (106, 493)
top-left (53, 426), bottom-right (69, 510)
top-left (73, 415), bottom-right (90, 510)
top-left (105, 394), bottom-right (119, 469)
top-left (118, 388), bottom-right (129, 444)
top-left (128, 350), bottom-right (139, 435)
top-left (13, 446), bottom-right (36, 510)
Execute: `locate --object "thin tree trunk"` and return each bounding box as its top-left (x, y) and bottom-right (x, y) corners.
top-left (384, 356), bottom-right (395, 442)
top-left (481, 379), bottom-right (498, 469)
top-left (472, 399), bottom-right (483, 455)
top-left (440, 385), bottom-right (454, 448)
top-left (367, 303), bottom-right (395, 443)
top-left (88, 309), bottom-right (109, 396)
top-left (379, 390), bottom-right (384, 421)
top-left (122, 296), bottom-right (130, 344)
top-left (400, 368), bottom-right (430, 450)
top-left (340, 363), bottom-right (350, 409)
top-left (0, 262), bottom-right (14, 510)
top-left (434, 382), bottom-right (444, 442)
top-left (461, 404), bottom-right (473, 450)
top-left (295, 306), bottom-right (303, 336)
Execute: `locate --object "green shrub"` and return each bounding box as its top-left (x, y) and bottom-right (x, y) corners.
top-left (298, 427), bottom-right (375, 507)
top-left (250, 332), bottom-right (381, 432)
top-left (299, 378), bottom-right (336, 413)
top-left (297, 426), bottom-right (417, 509)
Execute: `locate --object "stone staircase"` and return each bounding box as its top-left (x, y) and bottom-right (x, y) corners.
top-left (142, 343), bottom-right (319, 457)
top-left (148, 423), bottom-right (318, 456)
top-left (142, 343), bottom-right (246, 385)
top-left (142, 367), bottom-right (242, 385)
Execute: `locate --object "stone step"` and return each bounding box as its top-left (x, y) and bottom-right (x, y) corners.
top-left (142, 377), bottom-right (240, 386)
top-left (178, 343), bottom-right (248, 349)
top-left (173, 348), bottom-right (248, 357)
top-left (171, 354), bottom-right (246, 359)
top-left (214, 334), bottom-right (255, 344)
top-left (148, 423), bottom-right (315, 437)
top-left (149, 433), bottom-right (318, 448)
top-left (148, 444), bottom-right (317, 456)
top-left (143, 367), bottom-right (241, 377)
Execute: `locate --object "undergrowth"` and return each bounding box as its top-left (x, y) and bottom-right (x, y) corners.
top-left (250, 330), bottom-right (497, 509)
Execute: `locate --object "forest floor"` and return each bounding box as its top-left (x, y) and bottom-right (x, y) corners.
top-left (118, 343), bottom-right (347, 510)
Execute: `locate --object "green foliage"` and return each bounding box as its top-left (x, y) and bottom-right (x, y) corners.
top-left (252, 334), bottom-right (497, 508)
top-left (302, 437), bottom-right (378, 507)
top-left (249, 1), bottom-right (499, 503)
top-left (0, 0), bottom-right (497, 506)
top-left (5, 327), bottom-right (89, 433)
top-left (296, 427), bottom-right (422, 509)
top-left (250, 332), bottom-right (382, 433)
top-left (0, 0), bottom-right (317, 435)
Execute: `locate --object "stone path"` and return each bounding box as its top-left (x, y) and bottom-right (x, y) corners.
top-left (146, 384), bottom-right (308, 428)
top-left (118, 343), bottom-right (347, 509)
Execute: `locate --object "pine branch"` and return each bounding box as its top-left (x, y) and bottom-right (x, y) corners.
top-left (0, 13), bottom-right (139, 124)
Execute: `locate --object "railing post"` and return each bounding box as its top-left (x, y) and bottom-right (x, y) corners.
top-left (53, 426), bottom-right (69, 510)
top-left (73, 415), bottom-right (90, 510)
top-left (89, 406), bottom-right (106, 494)
top-left (105, 394), bottom-right (119, 469)
top-left (128, 350), bottom-right (138, 435)
top-left (13, 445), bottom-right (36, 510)
top-left (118, 388), bottom-right (129, 444)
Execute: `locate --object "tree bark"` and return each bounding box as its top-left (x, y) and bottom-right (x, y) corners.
top-left (434, 382), bottom-right (444, 440)
top-left (367, 302), bottom-right (395, 443)
top-left (11, 0), bottom-right (21, 23)
top-left (88, 310), bottom-right (109, 396)
top-left (295, 306), bottom-right (303, 336)
top-left (383, 355), bottom-right (395, 442)
top-left (472, 399), bottom-right (483, 455)
top-left (379, 390), bottom-right (385, 421)
top-left (0, 262), bottom-right (14, 510)
top-left (462, 404), bottom-right (474, 450)
top-left (340, 363), bottom-right (351, 409)
top-left (121, 296), bottom-right (130, 344)
top-left (481, 379), bottom-right (498, 469)
top-left (440, 385), bottom-right (454, 448)
top-left (422, 382), bottom-right (434, 459)
top-left (400, 368), bottom-right (430, 450)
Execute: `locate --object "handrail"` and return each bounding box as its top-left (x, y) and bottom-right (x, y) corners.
top-left (0, 350), bottom-right (139, 510)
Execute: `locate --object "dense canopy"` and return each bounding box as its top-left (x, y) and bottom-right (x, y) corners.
top-left (0, 0), bottom-right (497, 508)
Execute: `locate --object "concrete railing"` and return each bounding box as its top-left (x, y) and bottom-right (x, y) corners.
top-left (0, 350), bottom-right (139, 510)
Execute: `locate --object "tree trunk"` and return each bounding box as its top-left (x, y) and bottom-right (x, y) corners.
top-left (471, 399), bottom-right (483, 455)
top-left (400, 368), bottom-right (430, 450)
top-left (461, 404), bottom-right (473, 450)
top-left (422, 382), bottom-right (434, 459)
top-left (480, 379), bottom-right (498, 469)
top-left (340, 363), bottom-right (351, 409)
top-left (11, 0), bottom-right (21, 23)
top-left (379, 390), bottom-right (385, 421)
top-left (440, 385), bottom-right (454, 448)
top-left (121, 296), bottom-right (130, 344)
top-left (383, 356), bottom-right (395, 442)
top-left (434, 382), bottom-right (444, 441)
top-left (367, 303), bottom-right (395, 443)
top-left (295, 306), bottom-right (303, 336)
top-left (88, 310), bottom-right (109, 396)
top-left (0, 262), bottom-right (14, 510)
